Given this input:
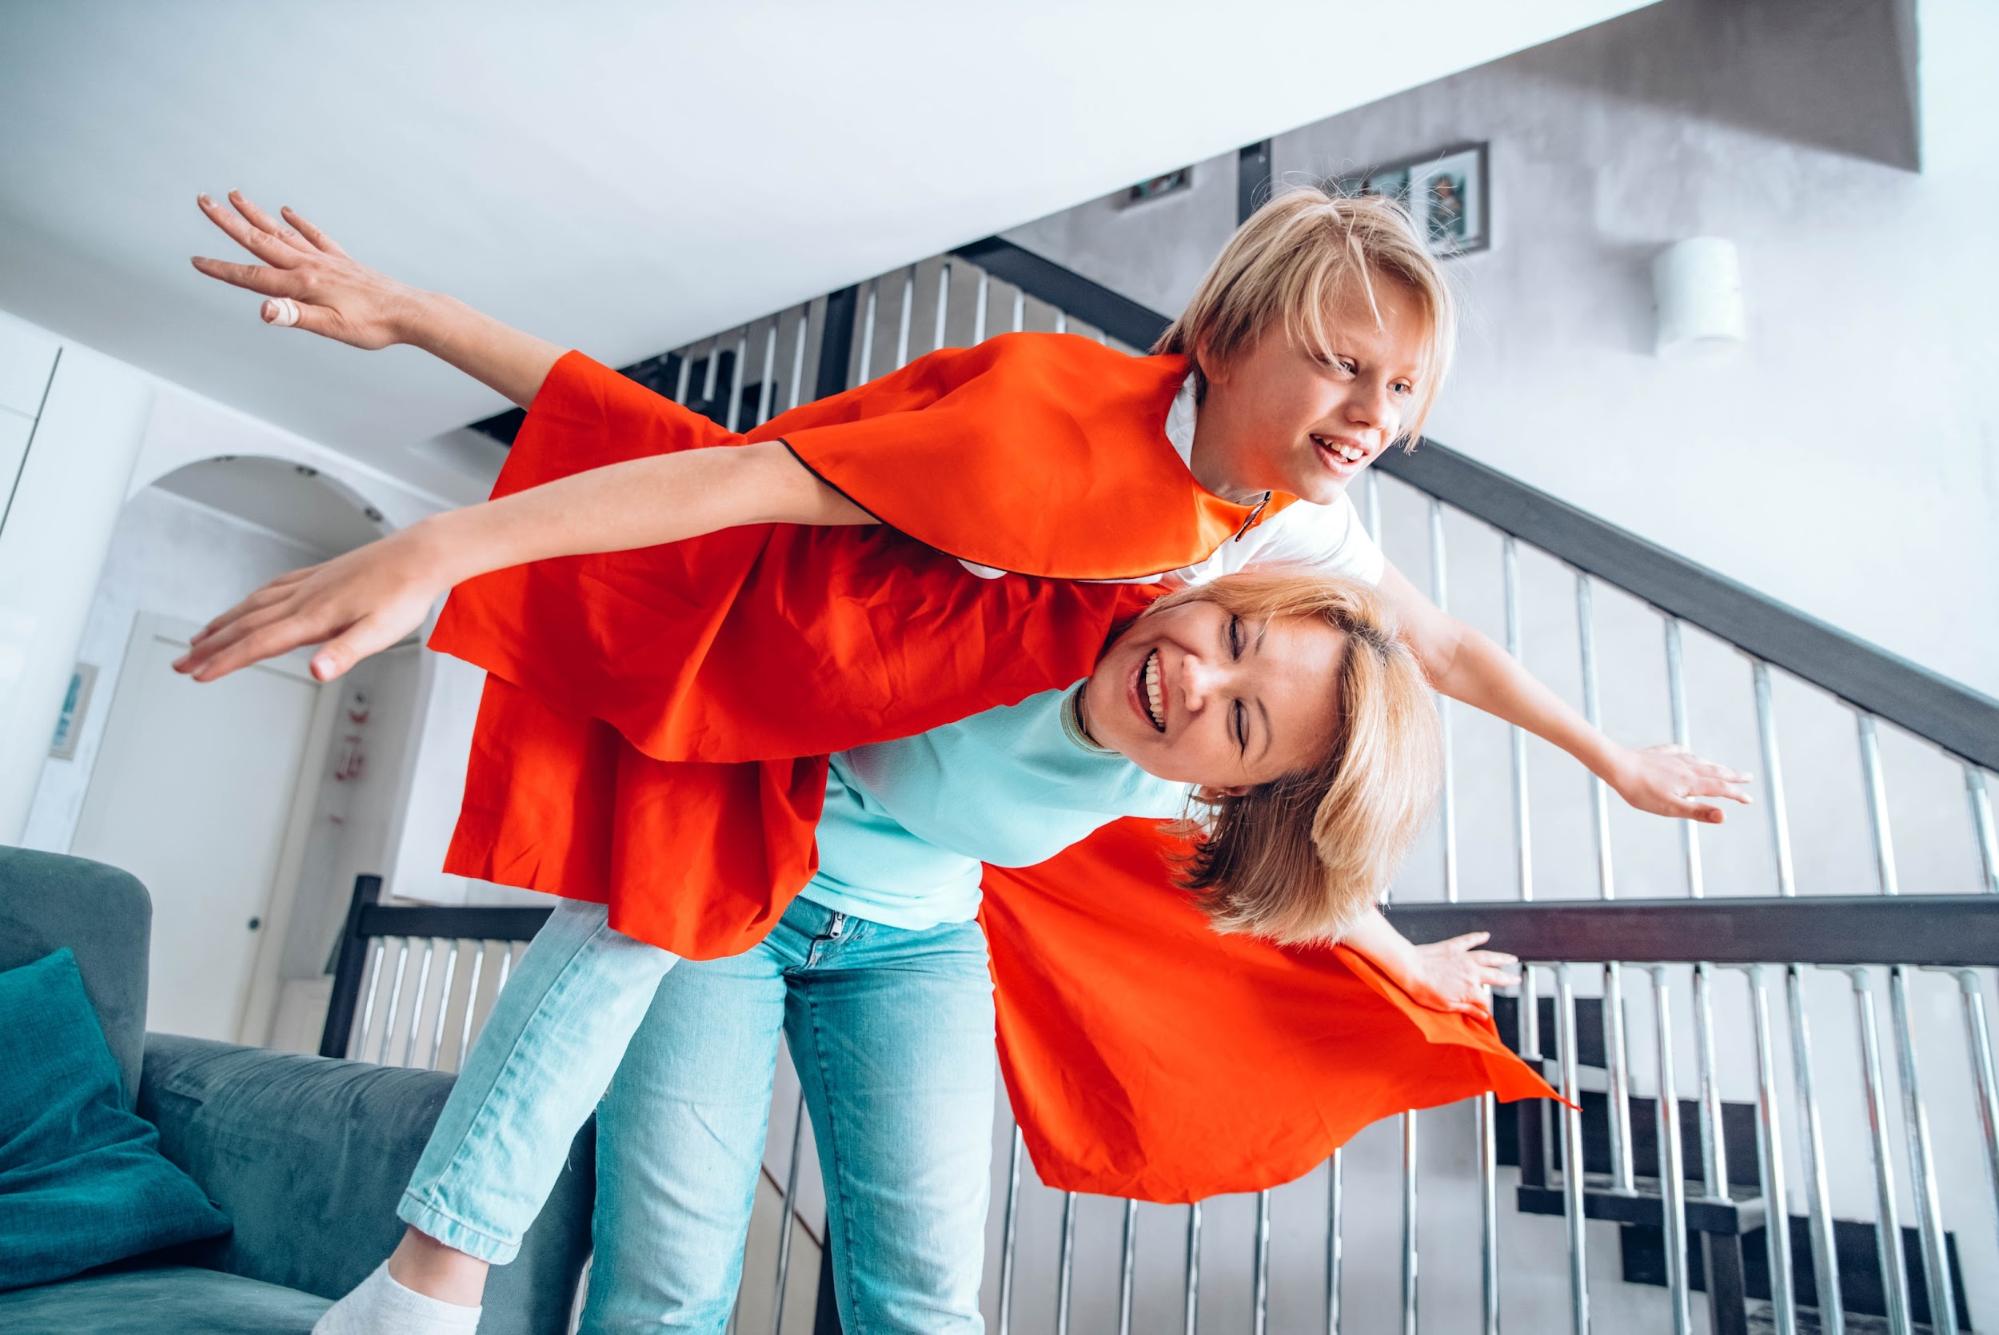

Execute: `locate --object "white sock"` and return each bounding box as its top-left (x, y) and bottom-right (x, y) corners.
top-left (312, 1261), bottom-right (483, 1335)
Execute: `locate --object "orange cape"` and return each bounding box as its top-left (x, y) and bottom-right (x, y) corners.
top-left (429, 337), bottom-right (1554, 1201)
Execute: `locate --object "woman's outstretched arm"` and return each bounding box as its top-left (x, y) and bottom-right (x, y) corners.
top-left (1340, 908), bottom-right (1519, 1016)
top-left (192, 190), bottom-right (562, 407)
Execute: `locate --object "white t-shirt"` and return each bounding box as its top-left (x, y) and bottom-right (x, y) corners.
top-left (958, 373), bottom-right (1386, 589)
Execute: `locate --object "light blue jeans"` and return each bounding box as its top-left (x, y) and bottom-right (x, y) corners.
top-left (399, 897), bottom-right (996, 1333)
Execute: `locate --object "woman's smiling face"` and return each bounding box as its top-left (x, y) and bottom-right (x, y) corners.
top-left (1081, 597), bottom-right (1347, 793)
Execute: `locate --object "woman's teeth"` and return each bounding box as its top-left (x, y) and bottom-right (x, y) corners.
top-left (1142, 650), bottom-right (1165, 732)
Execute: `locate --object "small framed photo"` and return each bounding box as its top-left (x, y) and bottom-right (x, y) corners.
top-left (1337, 141), bottom-right (1490, 258)
top-left (50, 662), bottom-right (98, 760)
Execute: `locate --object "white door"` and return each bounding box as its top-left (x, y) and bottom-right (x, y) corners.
top-left (70, 614), bottom-right (331, 1041)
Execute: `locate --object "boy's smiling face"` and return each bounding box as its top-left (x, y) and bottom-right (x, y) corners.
top-left (1190, 276), bottom-right (1430, 507)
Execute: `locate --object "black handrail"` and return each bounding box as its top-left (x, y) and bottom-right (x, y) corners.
top-left (950, 232), bottom-right (1999, 773)
top-left (1388, 894), bottom-right (1999, 968)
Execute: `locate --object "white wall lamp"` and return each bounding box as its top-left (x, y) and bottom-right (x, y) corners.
top-left (1651, 237), bottom-right (1746, 357)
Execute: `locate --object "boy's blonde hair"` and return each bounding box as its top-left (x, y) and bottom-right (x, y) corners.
top-left (1154, 184), bottom-right (1457, 452)
top-left (1155, 571), bottom-right (1441, 944)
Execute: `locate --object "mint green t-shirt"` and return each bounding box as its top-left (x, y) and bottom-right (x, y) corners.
top-left (799, 685), bottom-right (1193, 930)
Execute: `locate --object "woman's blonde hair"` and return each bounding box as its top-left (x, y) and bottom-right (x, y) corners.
top-left (1152, 571), bottom-right (1441, 944)
top-left (1154, 184), bottom-right (1457, 452)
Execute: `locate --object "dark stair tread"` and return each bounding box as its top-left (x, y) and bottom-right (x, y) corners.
top-left (1518, 1174), bottom-right (1767, 1234)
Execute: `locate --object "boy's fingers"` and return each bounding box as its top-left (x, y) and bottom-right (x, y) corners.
top-left (228, 190), bottom-right (312, 254)
top-left (1444, 931), bottom-right (1491, 949)
top-left (191, 574), bottom-right (310, 644)
top-left (192, 255), bottom-right (297, 298)
top-left (312, 614), bottom-right (396, 682)
top-left (281, 206), bottom-right (349, 258)
top-left (197, 194), bottom-right (301, 268)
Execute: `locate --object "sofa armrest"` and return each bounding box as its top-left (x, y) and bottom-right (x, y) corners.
top-left (139, 1033), bottom-right (593, 1335)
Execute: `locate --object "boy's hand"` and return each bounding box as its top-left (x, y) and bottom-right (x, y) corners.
top-left (192, 191), bottom-right (422, 350)
top-left (1406, 932), bottom-right (1519, 1016)
top-left (1610, 743), bottom-right (1753, 824)
top-left (172, 523), bottom-right (454, 684)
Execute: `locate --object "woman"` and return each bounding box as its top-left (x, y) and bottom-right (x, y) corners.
top-left (321, 572), bottom-right (1534, 1334)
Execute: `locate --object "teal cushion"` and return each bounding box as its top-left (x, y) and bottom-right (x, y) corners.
top-left (0, 948), bottom-right (230, 1291)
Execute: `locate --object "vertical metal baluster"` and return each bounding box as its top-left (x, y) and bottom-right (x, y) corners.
top-left (755, 322), bottom-right (778, 426)
top-left (933, 261), bottom-right (951, 352)
top-left (787, 311), bottom-right (809, 413)
top-left (1955, 970), bottom-right (1999, 1249)
top-left (1253, 1190), bottom-right (1272, 1335)
top-left (377, 940), bottom-right (409, 1064)
top-left (1652, 968), bottom-right (1692, 1335)
top-left (724, 333), bottom-right (748, 431)
top-left (1011, 288), bottom-right (1025, 336)
top-left (973, 270), bottom-right (990, 344)
top-left (1504, 537), bottom-right (1533, 902)
top-left (702, 335), bottom-right (722, 403)
top-left (997, 1125), bottom-right (1023, 1335)
top-left (1363, 471), bottom-right (1382, 545)
top-left (1692, 964), bottom-right (1729, 1203)
top-left (1858, 714), bottom-right (1901, 895)
top-left (769, 1089), bottom-right (809, 1334)
top-left (1555, 966), bottom-right (1589, 1335)
top-left (1786, 966), bottom-right (1843, 1334)
top-left (1183, 1202), bottom-right (1203, 1335)
top-left (1478, 1093), bottom-right (1500, 1335)
top-left (1664, 619), bottom-right (1704, 899)
top-left (1578, 577), bottom-right (1634, 1192)
top-left (894, 266), bottom-right (915, 368)
top-left (1056, 1192), bottom-right (1077, 1335)
top-left (1749, 966), bottom-right (1799, 1335)
top-left (1521, 962), bottom-right (1541, 1058)
top-left (1326, 1150), bottom-right (1343, 1334)
top-left (402, 941), bottom-right (436, 1070)
top-left (353, 939), bottom-right (386, 1058)
top-left (1752, 662), bottom-right (1798, 896)
top-left (1889, 967), bottom-right (1957, 1335)
top-left (1401, 1113), bottom-right (1419, 1335)
top-left (1118, 1199), bottom-right (1139, 1335)
top-left (454, 944), bottom-right (485, 1070)
top-left (426, 942), bottom-right (460, 1070)
top-left (495, 942), bottom-right (514, 995)
top-left (1968, 768), bottom-right (1999, 894)
top-left (1429, 500), bottom-right (1457, 901)
top-left (672, 343), bottom-right (693, 403)
top-left (856, 282), bottom-right (878, 383)
top-left (1054, 311), bottom-right (1067, 336)
top-left (1845, 967), bottom-right (1913, 1335)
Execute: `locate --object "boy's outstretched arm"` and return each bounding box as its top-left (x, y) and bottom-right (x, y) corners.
top-left (1340, 909), bottom-right (1518, 1016)
top-left (1374, 563), bottom-right (1753, 824)
top-left (179, 191), bottom-right (876, 686)
top-left (192, 191), bottom-right (563, 408)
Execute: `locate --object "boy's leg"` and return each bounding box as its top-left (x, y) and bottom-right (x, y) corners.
top-left (397, 899), bottom-right (680, 1265)
top-left (788, 914), bottom-right (996, 1334)
top-left (580, 907), bottom-right (806, 1332)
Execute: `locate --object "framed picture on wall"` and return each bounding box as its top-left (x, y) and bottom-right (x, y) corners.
top-left (1336, 141), bottom-right (1490, 259)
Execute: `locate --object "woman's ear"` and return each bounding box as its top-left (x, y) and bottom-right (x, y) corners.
top-left (1196, 783), bottom-right (1251, 802)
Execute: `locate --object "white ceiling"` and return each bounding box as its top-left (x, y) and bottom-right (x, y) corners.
top-left (0, 0), bottom-right (1650, 487)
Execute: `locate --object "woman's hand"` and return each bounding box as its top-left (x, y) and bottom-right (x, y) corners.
top-left (191, 191), bottom-right (423, 349)
top-left (1610, 743), bottom-right (1753, 824)
top-left (1404, 932), bottom-right (1519, 1017)
top-left (172, 521), bottom-right (458, 684)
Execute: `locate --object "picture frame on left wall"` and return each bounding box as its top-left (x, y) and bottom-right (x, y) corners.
top-left (1336, 141), bottom-right (1490, 258)
top-left (50, 663), bottom-right (98, 760)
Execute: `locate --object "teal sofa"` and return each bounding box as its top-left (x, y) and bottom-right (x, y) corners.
top-left (0, 847), bottom-right (595, 1334)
